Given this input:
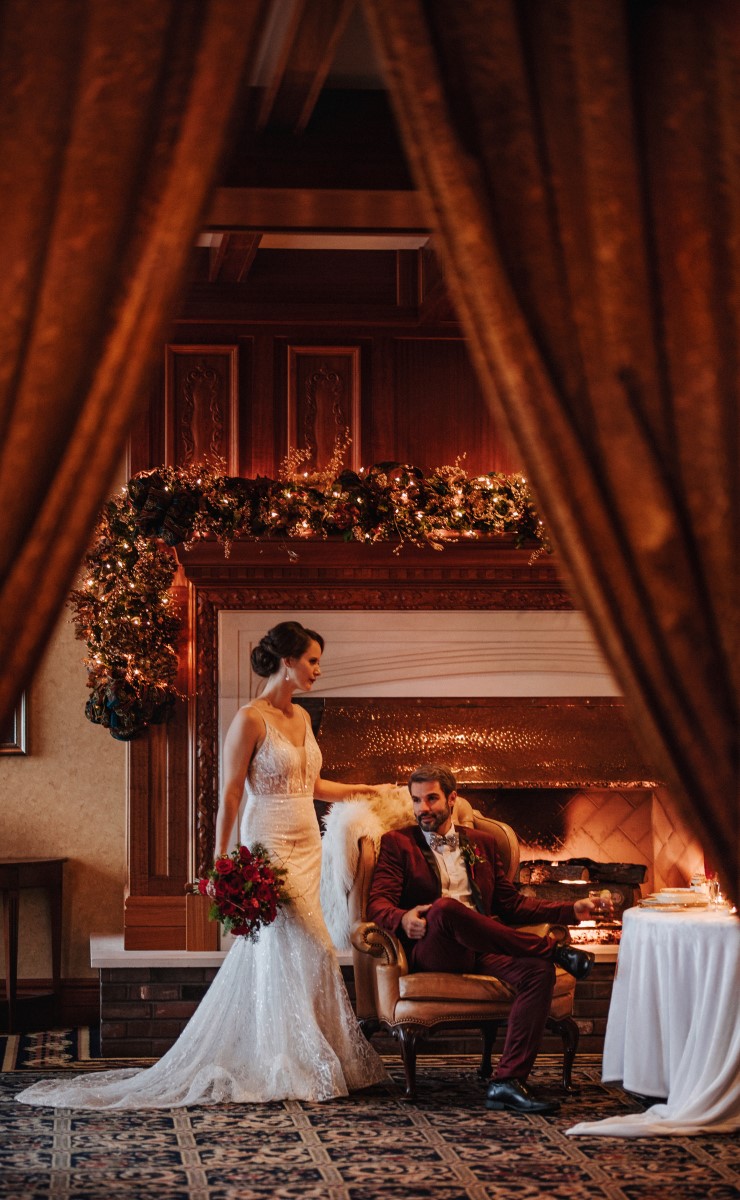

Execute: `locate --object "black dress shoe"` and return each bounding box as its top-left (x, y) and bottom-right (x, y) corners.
top-left (485, 1078), bottom-right (561, 1115)
top-left (553, 944), bottom-right (595, 980)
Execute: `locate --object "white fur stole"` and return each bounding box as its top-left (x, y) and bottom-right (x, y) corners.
top-left (320, 784), bottom-right (413, 952)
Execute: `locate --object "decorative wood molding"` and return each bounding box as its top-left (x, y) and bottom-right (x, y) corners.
top-left (177, 536), bottom-right (568, 588)
top-left (164, 345), bottom-right (239, 472)
top-left (287, 345), bottom-right (361, 468)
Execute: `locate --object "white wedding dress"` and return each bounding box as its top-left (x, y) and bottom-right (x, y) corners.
top-left (16, 707), bottom-right (387, 1108)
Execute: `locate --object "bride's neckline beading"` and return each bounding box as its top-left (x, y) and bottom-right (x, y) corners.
top-left (254, 701), bottom-right (308, 752)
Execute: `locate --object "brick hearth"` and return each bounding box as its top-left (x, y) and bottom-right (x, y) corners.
top-left (94, 938), bottom-right (615, 1059)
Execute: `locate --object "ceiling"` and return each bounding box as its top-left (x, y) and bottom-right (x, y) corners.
top-left (196, 0), bottom-right (431, 286)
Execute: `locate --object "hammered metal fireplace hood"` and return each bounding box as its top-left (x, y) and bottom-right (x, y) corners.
top-left (302, 697), bottom-right (661, 789)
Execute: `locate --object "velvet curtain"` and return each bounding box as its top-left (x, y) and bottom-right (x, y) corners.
top-left (0, 0), bottom-right (266, 730)
top-left (364, 0), bottom-right (739, 899)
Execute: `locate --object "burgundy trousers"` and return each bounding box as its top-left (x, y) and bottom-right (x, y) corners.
top-left (409, 897), bottom-right (557, 1081)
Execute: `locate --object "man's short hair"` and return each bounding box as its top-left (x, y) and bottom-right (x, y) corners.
top-left (408, 764), bottom-right (457, 798)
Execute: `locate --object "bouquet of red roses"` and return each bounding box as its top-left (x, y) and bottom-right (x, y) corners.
top-left (191, 843), bottom-right (290, 940)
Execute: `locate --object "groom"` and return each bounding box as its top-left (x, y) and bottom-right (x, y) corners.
top-left (367, 764), bottom-right (607, 1116)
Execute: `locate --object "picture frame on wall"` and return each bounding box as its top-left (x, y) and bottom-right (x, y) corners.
top-left (1, 693), bottom-right (28, 755)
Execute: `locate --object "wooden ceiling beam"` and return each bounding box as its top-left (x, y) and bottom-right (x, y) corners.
top-left (205, 187), bottom-right (428, 235)
top-left (417, 239), bottom-right (455, 324)
top-left (256, 0), bottom-right (356, 133)
top-left (208, 233), bottom-right (263, 283)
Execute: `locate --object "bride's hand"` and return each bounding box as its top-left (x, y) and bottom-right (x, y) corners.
top-left (356, 784), bottom-right (383, 799)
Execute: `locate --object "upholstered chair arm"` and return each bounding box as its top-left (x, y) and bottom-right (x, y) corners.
top-left (350, 920), bottom-right (408, 1024)
top-left (350, 920), bottom-right (410, 971)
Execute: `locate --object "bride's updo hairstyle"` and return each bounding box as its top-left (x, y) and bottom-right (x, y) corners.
top-left (250, 621), bottom-right (325, 678)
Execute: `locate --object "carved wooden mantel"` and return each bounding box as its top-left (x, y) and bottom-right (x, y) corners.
top-left (124, 537), bottom-right (573, 949)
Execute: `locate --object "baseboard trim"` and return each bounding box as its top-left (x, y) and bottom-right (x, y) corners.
top-left (0, 978), bottom-right (98, 1028)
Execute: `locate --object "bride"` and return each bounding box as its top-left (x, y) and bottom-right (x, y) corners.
top-left (16, 621), bottom-right (388, 1108)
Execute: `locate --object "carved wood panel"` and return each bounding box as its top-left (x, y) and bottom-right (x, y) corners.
top-left (164, 346), bottom-right (238, 471)
top-left (287, 345), bottom-right (360, 468)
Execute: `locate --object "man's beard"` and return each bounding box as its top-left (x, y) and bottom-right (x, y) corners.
top-left (416, 806), bottom-right (453, 833)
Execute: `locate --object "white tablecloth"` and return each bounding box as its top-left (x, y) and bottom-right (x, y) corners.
top-left (568, 905), bottom-right (740, 1137)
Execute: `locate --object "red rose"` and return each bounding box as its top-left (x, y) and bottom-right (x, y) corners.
top-left (215, 857), bottom-right (234, 875)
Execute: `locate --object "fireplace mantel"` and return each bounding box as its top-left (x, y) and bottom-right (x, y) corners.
top-left (174, 535), bottom-right (573, 608)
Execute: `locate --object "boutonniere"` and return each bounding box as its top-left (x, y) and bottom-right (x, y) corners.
top-left (460, 840), bottom-right (486, 877)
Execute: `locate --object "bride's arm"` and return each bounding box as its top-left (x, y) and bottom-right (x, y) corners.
top-left (214, 707), bottom-right (262, 856)
top-left (313, 777), bottom-right (382, 801)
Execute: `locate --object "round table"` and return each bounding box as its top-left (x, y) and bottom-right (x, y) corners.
top-left (568, 904), bottom-right (740, 1137)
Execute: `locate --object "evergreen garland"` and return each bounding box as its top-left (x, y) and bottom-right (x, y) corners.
top-left (70, 455), bottom-right (548, 740)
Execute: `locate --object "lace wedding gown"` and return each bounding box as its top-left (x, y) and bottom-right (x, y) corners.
top-left (16, 707), bottom-right (387, 1108)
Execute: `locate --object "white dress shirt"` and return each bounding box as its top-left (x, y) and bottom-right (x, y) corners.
top-left (424, 830), bottom-right (474, 909)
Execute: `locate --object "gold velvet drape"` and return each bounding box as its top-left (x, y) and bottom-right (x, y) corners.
top-left (365, 0), bottom-right (739, 898)
top-left (0, 0), bottom-right (266, 730)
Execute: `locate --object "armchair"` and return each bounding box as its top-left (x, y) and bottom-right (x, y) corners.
top-left (349, 808), bottom-right (580, 1099)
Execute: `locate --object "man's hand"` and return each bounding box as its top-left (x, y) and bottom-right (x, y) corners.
top-left (401, 904), bottom-right (433, 939)
top-left (574, 891), bottom-right (614, 922)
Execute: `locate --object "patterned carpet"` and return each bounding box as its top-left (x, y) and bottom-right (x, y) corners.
top-left (1, 1031), bottom-right (739, 1200)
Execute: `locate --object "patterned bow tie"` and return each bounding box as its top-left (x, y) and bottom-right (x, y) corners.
top-left (430, 832), bottom-right (458, 852)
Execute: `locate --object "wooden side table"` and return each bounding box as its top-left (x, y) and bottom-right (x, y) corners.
top-left (0, 858), bottom-right (66, 1033)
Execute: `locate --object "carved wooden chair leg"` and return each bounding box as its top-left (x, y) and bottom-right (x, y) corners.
top-left (547, 1015), bottom-right (580, 1091)
top-left (394, 1025), bottom-right (425, 1100)
top-left (477, 1021), bottom-right (500, 1079)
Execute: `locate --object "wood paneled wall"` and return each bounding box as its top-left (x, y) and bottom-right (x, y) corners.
top-left (140, 329), bottom-right (521, 477)
top-left (132, 249), bottom-right (521, 478)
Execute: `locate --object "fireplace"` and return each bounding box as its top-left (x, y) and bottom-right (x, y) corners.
top-left (305, 696), bottom-right (705, 913)
top-left (123, 540), bottom-right (705, 951)
top-left (102, 541), bottom-right (710, 1059)
top-left (110, 543), bottom-right (706, 1056)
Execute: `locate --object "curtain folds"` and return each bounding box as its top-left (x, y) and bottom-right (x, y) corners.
top-left (0, 0), bottom-right (266, 729)
top-left (364, 0), bottom-right (739, 898)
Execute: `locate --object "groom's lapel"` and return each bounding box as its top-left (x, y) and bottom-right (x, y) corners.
top-left (412, 826), bottom-right (442, 893)
top-left (457, 827), bottom-right (486, 915)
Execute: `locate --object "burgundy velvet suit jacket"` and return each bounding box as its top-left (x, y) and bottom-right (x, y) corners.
top-left (367, 824), bottom-right (577, 958)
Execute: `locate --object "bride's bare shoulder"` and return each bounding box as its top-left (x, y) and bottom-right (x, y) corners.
top-left (228, 704), bottom-right (265, 735)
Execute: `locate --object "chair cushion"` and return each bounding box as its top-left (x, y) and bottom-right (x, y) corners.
top-left (399, 972), bottom-right (516, 1003)
top-left (397, 965), bottom-right (576, 1006)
